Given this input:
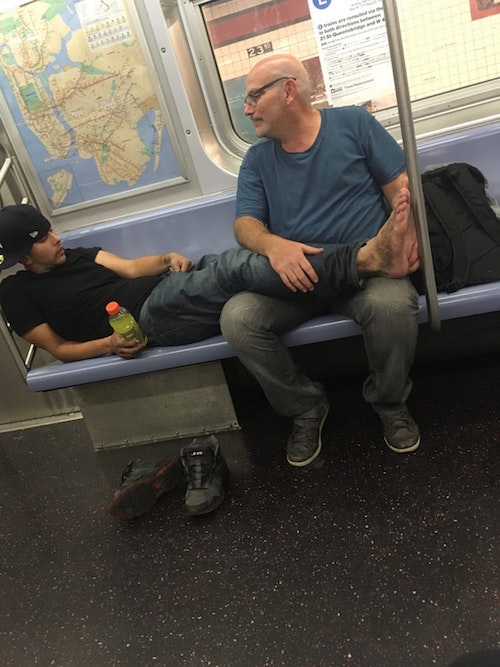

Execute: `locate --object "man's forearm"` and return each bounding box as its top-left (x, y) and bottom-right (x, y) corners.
top-left (234, 216), bottom-right (276, 256)
top-left (95, 250), bottom-right (193, 278)
top-left (50, 337), bottom-right (116, 362)
top-left (124, 253), bottom-right (173, 277)
top-left (23, 323), bottom-right (117, 363)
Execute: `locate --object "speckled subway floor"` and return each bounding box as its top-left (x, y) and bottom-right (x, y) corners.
top-left (0, 354), bottom-right (499, 667)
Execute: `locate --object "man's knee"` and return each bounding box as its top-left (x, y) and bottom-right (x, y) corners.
top-left (349, 278), bottom-right (418, 328)
top-left (221, 293), bottom-right (314, 345)
top-left (220, 293), bottom-right (264, 344)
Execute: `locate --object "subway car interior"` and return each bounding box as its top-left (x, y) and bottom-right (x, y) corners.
top-left (0, 0), bottom-right (499, 665)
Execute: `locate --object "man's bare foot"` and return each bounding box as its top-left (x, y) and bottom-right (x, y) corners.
top-left (357, 183), bottom-right (420, 278)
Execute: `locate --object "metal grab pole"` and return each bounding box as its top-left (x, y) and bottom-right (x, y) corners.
top-left (382, 0), bottom-right (441, 332)
top-left (0, 156), bottom-right (12, 189)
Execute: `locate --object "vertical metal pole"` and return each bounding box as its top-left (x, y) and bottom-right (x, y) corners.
top-left (382, 0), bottom-right (440, 332)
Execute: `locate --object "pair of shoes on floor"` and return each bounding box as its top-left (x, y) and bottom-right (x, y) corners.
top-left (107, 435), bottom-right (229, 520)
top-left (379, 404), bottom-right (421, 453)
top-left (285, 397), bottom-right (420, 465)
top-left (287, 397), bottom-right (330, 467)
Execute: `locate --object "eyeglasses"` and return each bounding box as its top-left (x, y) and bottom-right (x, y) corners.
top-left (243, 76), bottom-right (296, 108)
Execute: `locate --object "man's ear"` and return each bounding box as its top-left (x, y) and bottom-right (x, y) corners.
top-left (21, 254), bottom-right (32, 268)
top-left (284, 78), bottom-right (298, 104)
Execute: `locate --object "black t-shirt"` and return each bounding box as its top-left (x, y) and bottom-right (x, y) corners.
top-left (0, 247), bottom-right (161, 341)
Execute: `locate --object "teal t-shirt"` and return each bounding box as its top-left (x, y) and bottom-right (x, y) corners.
top-left (236, 106), bottom-right (406, 244)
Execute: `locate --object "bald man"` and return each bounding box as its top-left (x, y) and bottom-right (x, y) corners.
top-left (220, 54), bottom-right (421, 467)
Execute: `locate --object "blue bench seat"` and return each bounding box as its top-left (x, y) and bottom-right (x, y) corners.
top-left (25, 280), bottom-right (500, 391)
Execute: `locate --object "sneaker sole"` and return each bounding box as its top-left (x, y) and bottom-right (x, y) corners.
top-left (186, 488), bottom-right (226, 517)
top-left (384, 435), bottom-right (421, 453)
top-left (287, 405), bottom-right (329, 467)
top-left (108, 458), bottom-right (183, 520)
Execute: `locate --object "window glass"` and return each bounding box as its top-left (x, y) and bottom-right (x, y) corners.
top-left (199, 0), bottom-right (500, 142)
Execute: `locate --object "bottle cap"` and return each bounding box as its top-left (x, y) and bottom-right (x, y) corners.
top-left (105, 301), bottom-right (120, 316)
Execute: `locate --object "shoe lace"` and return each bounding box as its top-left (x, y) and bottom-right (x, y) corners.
top-left (120, 460), bottom-right (135, 484)
top-left (184, 451), bottom-right (214, 488)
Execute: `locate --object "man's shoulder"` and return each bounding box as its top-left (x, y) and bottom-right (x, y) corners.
top-left (244, 136), bottom-right (274, 158)
top-left (0, 268), bottom-right (31, 306)
top-left (62, 246), bottom-right (101, 266)
top-left (64, 246), bottom-right (98, 258)
top-left (321, 105), bottom-right (371, 124)
top-left (0, 268), bottom-right (30, 288)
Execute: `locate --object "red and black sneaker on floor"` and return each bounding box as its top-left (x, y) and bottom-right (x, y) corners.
top-left (107, 436), bottom-right (229, 520)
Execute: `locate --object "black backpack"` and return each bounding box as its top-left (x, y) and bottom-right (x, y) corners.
top-left (419, 162), bottom-right (500, 293)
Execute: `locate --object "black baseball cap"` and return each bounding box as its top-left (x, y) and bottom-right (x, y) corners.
top-left (0, 204), bottom-right (51, 270)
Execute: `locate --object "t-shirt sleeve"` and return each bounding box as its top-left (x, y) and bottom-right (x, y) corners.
top-left (361, 109), bottom-right (406, 185)
top-left (68, 246), bottom-right (100, 261)
top-left (0, 275), bottom-right (45, 336)
top-left (235, 145), bottom-right (270, 225)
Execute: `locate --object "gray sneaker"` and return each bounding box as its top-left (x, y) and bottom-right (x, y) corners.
top-left (287, 400), bottom-right (329, 467)
top-left (180, 436), bottom-right (230, 516)
top-left (379, 405), bottom-right (421, 453)
top-left (107, 458), bottom-right (183, 520)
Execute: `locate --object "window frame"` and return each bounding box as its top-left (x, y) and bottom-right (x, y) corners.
top-left (178, 0), bottom-right (500, 150)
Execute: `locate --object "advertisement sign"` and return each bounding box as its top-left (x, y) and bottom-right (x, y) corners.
top-left (308, 0), bottom-right (396, 110)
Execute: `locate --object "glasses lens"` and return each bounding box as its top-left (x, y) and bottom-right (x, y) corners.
top-left (244, 93), bottom-right (257, 107)
top-left (243, 77), bottom-right (295, 108)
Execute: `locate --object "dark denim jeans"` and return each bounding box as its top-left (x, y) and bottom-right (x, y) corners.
top-left (139, 243), bottom-right (363, 346)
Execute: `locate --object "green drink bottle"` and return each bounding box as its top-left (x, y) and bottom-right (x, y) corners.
top-left (105, 301), bottom-right (148, 345)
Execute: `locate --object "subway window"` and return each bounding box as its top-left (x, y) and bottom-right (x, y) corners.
top-left (181, 0), bottom-right (500, 144)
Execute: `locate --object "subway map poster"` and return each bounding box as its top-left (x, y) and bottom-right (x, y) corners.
top-left (0, 0), bottom-right (181, 209)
